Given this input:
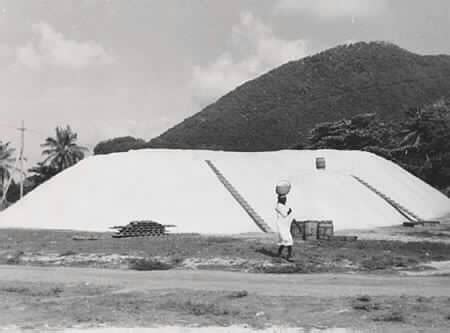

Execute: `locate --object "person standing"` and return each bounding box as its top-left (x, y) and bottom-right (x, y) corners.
top-left (275, 194), bottom-right (294, 261)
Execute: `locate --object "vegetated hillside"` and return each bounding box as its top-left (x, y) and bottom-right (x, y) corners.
top-left (149, 41), bottom-right (450, 151)
top-left (94, 136), bottom-right (146, 155)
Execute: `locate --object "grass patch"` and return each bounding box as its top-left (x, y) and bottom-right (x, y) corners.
top-left (352, 301), bottom-right (381, 311)
top-left (59, 250), bottom-right (78, 257)
top-left (0, 284), bottom-right (63, 297)
top-left (372, 311), bottom-right (405, 322)
top-left (0, 286), bottom-right (30, 294)
top-left (6, 251), bottom-right (24, 264)
top-left (356, 295), bottom-right (371, 302)
top-left (165, 299), bottom-right (240, 316)
top-left (360, 255), bottom-right (417, 270)
top-left (351, 296), bottom-right (381, 311)
top-left (2, 229), bottom-right (450, 273)
top-left (258, 264), bottom-right (307, 274)
top-left (128, 258), bottom-right (173, 271)
top-left (227, 290), bottom-right (248, 299)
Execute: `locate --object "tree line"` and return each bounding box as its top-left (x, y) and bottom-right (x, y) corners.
top-left (294, 98), bottom-right (450, 196)
top-left (0, 126), bottom-right (87, 207)
top-left (1, 97), bottom-right (449, 207)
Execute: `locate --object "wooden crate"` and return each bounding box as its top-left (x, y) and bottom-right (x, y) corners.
top-left (290, 221), bottom-right (305, 239)
top-left (317, 221), bottom-right (334, 240)
top-left (291, 220), bottom-right (334, 240)
top-left (304, 221), bottom-right (319, 240)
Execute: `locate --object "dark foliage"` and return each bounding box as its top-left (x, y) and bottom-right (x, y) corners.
top-left (0, 141), bottom-right (17, 205)
top-left (149, 41), bottom-right (450, 151)
top-left (299, 113), bottom-right (398, 150)
top-left (24, 126), bottom-right (87, 193)
top-left (128, 258), bottom-right (173, 271)
top-left (93, 136), bottom-right (147, 155)
top-left (41, 125), bottom-right (88, 170)
top-left (25, 162), bottom-right (60, 192)
top-left (302, 98), bottom-right (450, 192)
top-left (0, 181), bottom-right (21, 206)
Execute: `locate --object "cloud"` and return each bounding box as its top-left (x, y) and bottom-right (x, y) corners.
top-left (275, 0), bottom-right (387, 18)
top-left (191, 12), bottom-right (308, 105)
top-left (16, 22), bottom-right (115, 70)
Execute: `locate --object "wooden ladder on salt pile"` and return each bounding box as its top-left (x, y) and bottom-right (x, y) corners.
top-left (205, 160), bottom-right (272, 233)
top-left (351, 175), bottom-right (439, 226)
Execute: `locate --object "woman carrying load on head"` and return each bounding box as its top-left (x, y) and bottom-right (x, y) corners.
top-left (275, 182), bottom-right (295, 261)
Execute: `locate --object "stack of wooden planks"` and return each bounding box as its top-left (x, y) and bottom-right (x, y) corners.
top-left (111, 221), bottom-right (176, 238)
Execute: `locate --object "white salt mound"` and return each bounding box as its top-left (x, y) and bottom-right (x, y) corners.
top-left (1, 149), bottom-right (449, 234)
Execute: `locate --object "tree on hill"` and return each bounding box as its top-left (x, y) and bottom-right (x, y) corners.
top-left (374, 99), bottom-right (450, 190)
top-left (298, 113), bottom-right (398, 150)
top-left (302, 98), bottom-right (450, 193)
top-left (41, 125), bottom-right (88, 172)
top-left (93, 136), bottom-right (146, 155)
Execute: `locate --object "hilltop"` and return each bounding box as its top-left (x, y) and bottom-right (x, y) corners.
top-left (148, 41), bottom-right (450, 151)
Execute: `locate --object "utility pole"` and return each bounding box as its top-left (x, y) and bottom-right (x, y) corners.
top-left (18, 120), bottom-right (26, 200)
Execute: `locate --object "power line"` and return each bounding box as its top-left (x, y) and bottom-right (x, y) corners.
top-left (0, 122), bottom-right (46, 137)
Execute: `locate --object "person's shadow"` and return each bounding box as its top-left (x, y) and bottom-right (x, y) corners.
top-left (255, 247), bottom-right (279, 258)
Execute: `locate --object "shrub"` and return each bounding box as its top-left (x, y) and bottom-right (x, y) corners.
top-left (180, 300), bottom-right (239, 316)
top-left (93, 136), bottom-right (147, 155)
top-left (6, 251), bottom-right (24, 264)
top-left (128, 258), bottom-right (173, 271)
top-left (227, 290), bottom-right (248, 298)
top-left (372, 311), bottom-right (405, 322)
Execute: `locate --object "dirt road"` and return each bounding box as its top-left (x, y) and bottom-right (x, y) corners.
top-left (1, 265), bottom-right (448, 297)
top-left (1, 265), bottom-right (450, 331)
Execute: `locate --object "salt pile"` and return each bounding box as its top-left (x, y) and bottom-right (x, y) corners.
top-left (0, 149), bottom-right (449, 234)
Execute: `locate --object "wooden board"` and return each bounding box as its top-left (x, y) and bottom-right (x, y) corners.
top-left (403, 220), bottom-right (441, 227)
top-left (328, 235), bottom-right (358, 241)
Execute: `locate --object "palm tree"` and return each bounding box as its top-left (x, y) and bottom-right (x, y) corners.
top-left (399, 103), bottom-right (448, 152)
top-left (41, 126), bottom-right (88, 171)
top-left (398, 107), bottom-right (427, 150)
top-left (0, 141), bottom-right (16, 201)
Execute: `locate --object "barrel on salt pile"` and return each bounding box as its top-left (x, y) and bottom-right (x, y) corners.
top-left (317, 221), bottom-right (334, 240)
top-left (304, 221), bottom-right (319, 240)
top-left (315, 157), bottom-right (326, 170)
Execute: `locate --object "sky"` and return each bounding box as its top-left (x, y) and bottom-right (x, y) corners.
top-left (1, 0), bottom-right (450, 167)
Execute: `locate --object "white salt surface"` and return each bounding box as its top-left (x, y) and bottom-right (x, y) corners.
top-left (1, 149), bottom-right (449, 234)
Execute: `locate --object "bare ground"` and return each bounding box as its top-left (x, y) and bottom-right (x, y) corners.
top-left (1, 225), bottom-right (450, 274)
top-left (0, 265), bottom-right (449, 332)
top-left (1, 225), bottom-right (450, 332)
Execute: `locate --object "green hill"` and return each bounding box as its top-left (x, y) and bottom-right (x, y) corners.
top-left (148, 41), bottom-right (450, 151)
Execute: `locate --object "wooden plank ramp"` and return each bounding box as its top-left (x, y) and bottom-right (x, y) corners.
top-left (352, 175), bottom-right (422, 222)
top-left (205, 160), bottom-right (272, 233)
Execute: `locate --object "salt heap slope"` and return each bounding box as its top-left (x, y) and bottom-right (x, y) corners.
top-left (1, 149), bottom-right (449, 234)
